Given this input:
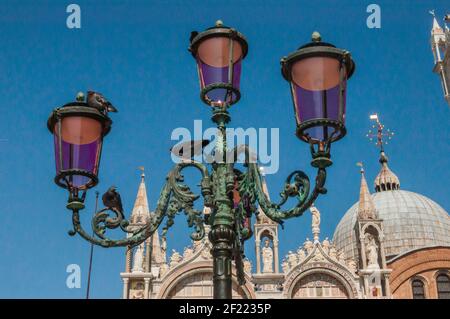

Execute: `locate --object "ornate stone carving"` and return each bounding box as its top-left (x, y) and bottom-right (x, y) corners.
top-left (329, 246), bottom-right (337, 260)
top-left (201, 241), bottom-right (212, 260)
top-left (243, 258), bottom-right (252, 274)
top-left (347, 259), bottom-right (357, 274)
top-left (322, 237), bottom-right (330, 254)
top-left (193, 237), bottom-right (203, 252)
top-left (310, 248), bottom-right (325, 262)
top-left (130, 289), bottom-right (144, 299)
top-left (284, 262), bottom-right (360, 299)
top-left (287, 251), bottom-right (298, 268)
top-left (183, 246), bottom-right (194, 259)
top-left (159, 263), bottom-right (169, 277)
top-left (303, 238), bottom-right (314, 255)
top-left (338, 249), bottom-right (346, 264)
top-left (132, 244), bottom-right (144, 273)
top-left (169, 249), bottom-right (182, 268)
top-left (297, 247), bottom-right (306, 262)
top-left (281, 259), bottom-right (289, 273)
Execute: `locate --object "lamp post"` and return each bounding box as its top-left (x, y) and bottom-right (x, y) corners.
top-left (47, 21), bottom-right (355, 299)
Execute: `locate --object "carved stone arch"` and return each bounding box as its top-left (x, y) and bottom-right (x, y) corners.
top-left (157, 261), bottom-right (256, 299)
top-left (284, 262), bottom-right (359, 299)
top-left (257, 227), bottom-right (276, 241)
top-left (361, 223), bottom-right (382, 238)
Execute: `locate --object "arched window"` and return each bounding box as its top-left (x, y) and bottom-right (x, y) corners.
top-left (436, 274), bottom-right (450, 299)
top-left (411, 279), bottom-right (425, 299)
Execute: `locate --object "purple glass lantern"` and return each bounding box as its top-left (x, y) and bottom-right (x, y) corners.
top-left (189, 20), bottom-right (248, 107)
top-left (281, 32), bottom-right (355, 146)
top-left (47, 102), bottom-right (111, 193)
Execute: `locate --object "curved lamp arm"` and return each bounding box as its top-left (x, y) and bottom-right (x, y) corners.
top-left (67, 161), bottom-right (212, 248)
top-left (233, 145), bottom-right (327, 226)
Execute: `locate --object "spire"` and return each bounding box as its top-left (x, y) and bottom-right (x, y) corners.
top-left (130, 168), bottom-right (165, 268)
top-left (430, 10), bottom-right (444, 35)
top-left (256, 167), bottom-right (276, 225)
top-left (430, 10), bottom-right (447, 65)
top-left (130, 169), bottom-right (150, 224)
top-left (356, 163), bottom-right (378, 220)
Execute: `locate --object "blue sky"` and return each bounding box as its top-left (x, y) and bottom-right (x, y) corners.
top-left (0, 0), bottom-right (449, 298)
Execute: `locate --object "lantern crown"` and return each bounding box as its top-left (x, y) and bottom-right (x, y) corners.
top-left (281, 32), bottom-right (355, 81)
top-left (189, 20), bottom-right (248, 59)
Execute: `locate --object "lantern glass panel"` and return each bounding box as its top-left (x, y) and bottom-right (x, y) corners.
top-left (196, 37), bottom-right (243, 104)
top-left (54, 116), bottom-right (103, 189)
top-left (290, 56), bottom-right (346, 141)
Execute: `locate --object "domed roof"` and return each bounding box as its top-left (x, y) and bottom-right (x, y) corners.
top-left (333, 190), bottom-right (450, 261)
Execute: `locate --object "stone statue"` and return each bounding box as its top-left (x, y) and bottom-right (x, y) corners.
top-left (243, 258), bottom-right (252, 273)
top-left (183, 246), bottom-right (194, 259)
top-left (281, 259), bottom-right (289, 273)
top-left (192, 238), bottom-right (203, 252)
top-left (366, 234), bottom-right (379, 268)
top-left (322, 237), bottom-right (330, 254)
top-left (169, 249), bottom-right (182, 268)
top-left (347, 259), bottom-right (357, 274)
top-left (297, 247), bottom-right (306, 262)
top-left (131, 289), bottom-right (144, 299)
top-left (303, 238), bottom-right (314, 255)
top-left (132, 244), bottom-right (144, 272)
top-left (329, 245), bottom-right (337, 260)
top-left (262, 239), bottom-right (274, 273)
top-left (310, 205), bottom-right (321, 241)
top-left (287, 251), bottom-right (298, 268)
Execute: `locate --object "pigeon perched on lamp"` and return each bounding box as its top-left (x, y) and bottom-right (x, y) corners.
top-left (87, 91), bottom-right (118, 114)
top-left (102, 186), bottom-right (124, 217)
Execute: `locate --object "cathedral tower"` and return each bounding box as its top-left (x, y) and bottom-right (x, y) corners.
top-left (252, 168), bottom-right (284, 297)
top-left (121, 170), bottom-right (164, 299)
top-left (430, 10), bottom-right (450, 106)
top-left (354, 163), bottom-right (391, 298)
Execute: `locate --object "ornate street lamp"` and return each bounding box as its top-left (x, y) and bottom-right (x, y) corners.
top-left (281, 31), bottom-right (355, 168)
top-left (189, 20), bottom-right (248, 107)
top-left (48, 23), bottom-right (355, 299)
top-left (47, 98), bottom-right (112, 209)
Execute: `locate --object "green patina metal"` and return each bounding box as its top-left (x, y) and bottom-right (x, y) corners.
top-left (62, 102), bottom-right (332, 297)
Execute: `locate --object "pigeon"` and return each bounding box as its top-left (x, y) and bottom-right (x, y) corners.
top-left (102, 186), bottom-right (124, 215)
top-left (170, 139), bottom-right (210, 160)
top-left (87, 91), bottom-right (118, 114)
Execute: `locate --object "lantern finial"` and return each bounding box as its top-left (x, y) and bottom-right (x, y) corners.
top-left (215, 20), bottom-right (224, 27)
top-left (312, 31), bottom-right (321, 42)
top-left (76, 92), bottom-right (85, 102)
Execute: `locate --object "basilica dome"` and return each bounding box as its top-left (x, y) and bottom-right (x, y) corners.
top-left (333, 152), bottom-right (450, 261)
